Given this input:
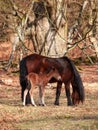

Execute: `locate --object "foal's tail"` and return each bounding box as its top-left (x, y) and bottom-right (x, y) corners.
top-left (65, 57), bottom-right (85, 105)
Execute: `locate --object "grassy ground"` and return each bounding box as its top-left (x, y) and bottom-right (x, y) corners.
top-left (0, 70), bottom-right (98, 130)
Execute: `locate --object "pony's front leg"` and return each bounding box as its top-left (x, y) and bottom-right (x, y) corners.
top-left (54, 81), bottom-right (62, 105)
top-left (29, 88), bottom-right (36, 107)
top-left (23, 89), bottom-right (28, 106)
top-left (39, 86), bottom-right (46, 106)
top-left (65, 82), bottom-right (73, 106)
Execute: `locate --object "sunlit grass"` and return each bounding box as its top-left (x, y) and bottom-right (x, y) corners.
top-left (0, 80), bottom-right (98, 130)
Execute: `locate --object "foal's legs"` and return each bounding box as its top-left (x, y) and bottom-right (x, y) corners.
top-left (54, 81), bottom-right (62, 105)
top-left (39, 86), bottom-right (46, 106)
top-left (65, 82), bottom-right (73, 106)
top-left (23, 89), bottom-right (28, 106)
top-left (29, 87), bottom-right (36, 106)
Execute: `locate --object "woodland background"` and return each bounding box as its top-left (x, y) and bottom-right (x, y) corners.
top-left (0, 0), bottom-right (98, 130)
top-left (0, 0), bottom-right (98, 69)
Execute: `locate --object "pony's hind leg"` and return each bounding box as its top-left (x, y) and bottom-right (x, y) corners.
top-left (29, 88), bottom-right (36, 107)
top-left (65, 82), bottom-right (73, 106)
top-left (54, 81), bottom-right (62, 105)
top-left (23, 89), bottom-right (28, 106)
top-left (39, 86), bottom-right (46, 106)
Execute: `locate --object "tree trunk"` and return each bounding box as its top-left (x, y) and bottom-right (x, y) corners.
top-left (89, 0), bottom-right (98, 58)
top-left (36, 0), bottom-right (68, 57)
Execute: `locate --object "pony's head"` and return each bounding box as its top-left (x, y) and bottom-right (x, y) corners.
top-left (71, 90), bottom-right (84, 105)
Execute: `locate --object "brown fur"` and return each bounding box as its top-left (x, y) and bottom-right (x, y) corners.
top-left (20, 53), bottom-right (85, 106)
top-left (23, 68), bottom-right (61, 106)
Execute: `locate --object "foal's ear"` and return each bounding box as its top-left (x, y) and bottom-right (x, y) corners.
top-left (42, 58), bottom-right (50, 64)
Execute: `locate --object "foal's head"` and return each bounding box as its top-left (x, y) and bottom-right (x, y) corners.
top-left (47, 67), bottom-right (61, 81)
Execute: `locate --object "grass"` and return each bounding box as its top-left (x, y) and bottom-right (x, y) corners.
top-left (0, 78), bottom-right (98, 130)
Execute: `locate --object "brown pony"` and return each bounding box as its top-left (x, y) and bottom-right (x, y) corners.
top-left (23, 67), bottom-right (61, 106)
top-left (20, 53), bottom-right (85, 106)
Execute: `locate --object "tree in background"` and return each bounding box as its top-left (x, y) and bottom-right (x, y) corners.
top-left (0, 0), bottom-right (98, 70)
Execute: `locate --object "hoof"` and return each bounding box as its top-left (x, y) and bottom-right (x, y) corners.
top-left (32, 104), bottom-right (37, 107)
top-left (67, 102), bottom-right (73, 106)
top-left (23, 102), bottom-right (26, 106)
top-left (54, 101), bottom-right (59, 106)
top-left (39, 104), bottom-right (46, 106)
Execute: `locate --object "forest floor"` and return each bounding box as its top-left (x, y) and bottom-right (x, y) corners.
top-left (0, 64), bottom-right (98, 130)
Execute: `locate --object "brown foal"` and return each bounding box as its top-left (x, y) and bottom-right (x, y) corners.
top-left (23, 68), bottom-right (61, 106)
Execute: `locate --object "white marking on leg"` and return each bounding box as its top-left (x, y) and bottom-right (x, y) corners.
top-left (31, 96), bottom-right (36, 107)
top-left (23, 89), bottom-right (28, 106)
top-left (29, 89), bottom-right (36, 107)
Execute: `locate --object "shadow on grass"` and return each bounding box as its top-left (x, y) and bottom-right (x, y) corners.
top-left (16, 114), bottom-right (98, 124)
top-left (6, 113), bottom-right (98, 130)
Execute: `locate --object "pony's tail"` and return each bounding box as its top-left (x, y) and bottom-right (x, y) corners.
top-left (65, 57), bottom-right (85, 105)
top-left (19, 57), bottom-right (28, 101)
